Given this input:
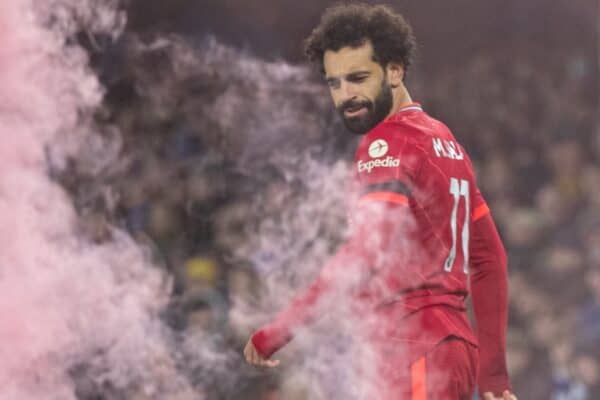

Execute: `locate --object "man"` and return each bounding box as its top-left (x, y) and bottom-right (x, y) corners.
top-left (244, 4), bottom-right (517, 400)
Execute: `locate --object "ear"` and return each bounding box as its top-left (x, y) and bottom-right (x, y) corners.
top-left (386, 62), bottom-right (405, 88)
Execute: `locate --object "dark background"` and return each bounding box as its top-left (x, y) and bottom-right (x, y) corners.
top-left (127, 0), bottom-right (597, 65)
top-left (73, 1), bottom-right (600, 398)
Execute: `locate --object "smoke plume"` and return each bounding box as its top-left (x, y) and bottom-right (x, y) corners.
top-left (113, 33), bottom-right (395, 398)
top-left (0, 1), bottom-right (197, 399)
top-left (0, 0), bottom-right (420, 397)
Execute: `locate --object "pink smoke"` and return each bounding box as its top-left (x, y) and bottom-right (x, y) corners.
top-left (0, 1), bottom-right (197, 399)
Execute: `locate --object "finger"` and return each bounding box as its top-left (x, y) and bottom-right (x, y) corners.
top-left (482, 393), bottom-right (496, 400)
top-left (246, 341), bottom-right (260, 365)
top-left (244, 342), bottom-right (279, 368)
top-left (262, 359), bottom-right (280, 368)
top-left (252, 347), bottom-right (268, 366)
top-left (254, 358), bottom-right (280, 368)
top-left (249, 345), bottom-right (260, 364)
top-left (503, 391), bottom-right (517, 400)
top-left (243, 342), bottom-right (251, 362)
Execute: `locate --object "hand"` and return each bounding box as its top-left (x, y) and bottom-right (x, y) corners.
top-left (244, 338), bottom-right (280, 368)
top-left (483, 390), bottom-right (517, 400)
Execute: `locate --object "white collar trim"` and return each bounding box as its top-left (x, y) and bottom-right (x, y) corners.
top-left (399, 105), bottom-right (423, 113)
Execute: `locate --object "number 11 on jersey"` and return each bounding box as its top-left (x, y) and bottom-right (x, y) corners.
top-left (444, 178), bottom-right (470, 274)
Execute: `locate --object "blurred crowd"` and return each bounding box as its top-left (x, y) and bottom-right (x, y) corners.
top-left (417, 47), bottom-right (600, 399)
top-left (61, 14), bottom-right (600, 400)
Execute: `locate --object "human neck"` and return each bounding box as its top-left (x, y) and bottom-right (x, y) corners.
top-left (387, 84), bottom-right (413, 118)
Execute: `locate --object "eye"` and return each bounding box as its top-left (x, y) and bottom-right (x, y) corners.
top-left (326, 79), bottom-right (340, 89)
top-left (348, 75), bottom-right (368, 83)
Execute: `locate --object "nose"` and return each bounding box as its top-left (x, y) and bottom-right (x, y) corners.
top-left (338, 81), bottom-right (358, 106)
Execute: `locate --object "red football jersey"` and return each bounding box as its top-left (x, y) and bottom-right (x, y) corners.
top-left (354, 102), bottom-right (486, 302)
top-left (350, 102), bottom-right (489, 339)
top-left (252, 103), bottom-right (511, 396)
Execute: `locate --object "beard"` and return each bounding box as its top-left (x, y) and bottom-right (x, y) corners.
top-left (337, 79), bottom-right (394, 135)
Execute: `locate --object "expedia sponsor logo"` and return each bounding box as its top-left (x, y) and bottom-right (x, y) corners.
top-left (358, 156), bottom-right (401, 173)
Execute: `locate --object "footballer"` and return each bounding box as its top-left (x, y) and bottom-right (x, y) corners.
top-left (244, 4), bottom-right (517, 400)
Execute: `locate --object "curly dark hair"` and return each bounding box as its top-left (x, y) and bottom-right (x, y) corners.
top-left (304, 3), bottom-right (417, 75)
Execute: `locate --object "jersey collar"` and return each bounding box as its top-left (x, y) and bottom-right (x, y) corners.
top-left (385, 102), bottom-right (423, 122)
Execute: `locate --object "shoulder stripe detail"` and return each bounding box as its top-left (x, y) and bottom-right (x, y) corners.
top-left (363, 180), bottom-right (411, 197)
top-left (411, 357), bottom-right (427, 400)
top-left (472, 203), bottom-right (490, 222)
top-left (359, 192), bottom-right (409, 207)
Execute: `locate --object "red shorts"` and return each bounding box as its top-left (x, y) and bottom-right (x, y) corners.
top-left (370, 337), bottom-right (479, 400)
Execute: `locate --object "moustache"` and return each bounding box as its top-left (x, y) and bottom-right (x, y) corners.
top-left (338, 99), bottom-right (372, 114)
